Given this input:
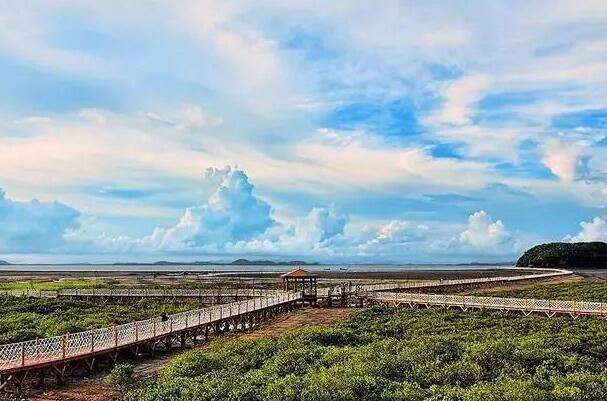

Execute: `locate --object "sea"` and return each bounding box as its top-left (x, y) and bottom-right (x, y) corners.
top-left (0, 264), bottom-right (515, 274)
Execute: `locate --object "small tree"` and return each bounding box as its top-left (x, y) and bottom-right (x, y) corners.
top-left (109, 362), bottom-right (134, 387)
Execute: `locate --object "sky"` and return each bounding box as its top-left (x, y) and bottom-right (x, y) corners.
top-left (1, 1), bottom-right (607, 264)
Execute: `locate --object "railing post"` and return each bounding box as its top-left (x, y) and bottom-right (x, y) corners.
top-left (185, 314), bottom-right (189, 329)
top-left (114, 327), bottom-right (118, 347)
top-left (62, 334), bottom-right (68, 358)
top-left (91, 331), bottom-right (95, 352)
top-left (170, 318), bottom-right (173, 332)
top-left (21, 343), bottom-right (25, 367)
top-left (153, 319), bottom-right (157, 337)
top-left (135, 323), bottom-right (139, 342)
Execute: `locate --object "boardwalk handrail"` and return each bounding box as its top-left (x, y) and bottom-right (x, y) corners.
top-left (0, 291), bottom-right (301, 373)
top-left (369, 291), bottom-right (605, 317)
top-left (319, 268), bottom-right (572, 296)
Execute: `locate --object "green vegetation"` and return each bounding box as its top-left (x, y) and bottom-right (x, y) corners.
top-left (516, 242), bottom-right (607, 268)
top-left (0, 278), bottom-right (109, 291)
top-left (0, 296), bottom-right (200, 344)
top-left (125, 307), bottom-right (607, 401)
top-left (481, 280), bottom-right (607, 302)
top-left (110, 363), bottom-right (135, 387)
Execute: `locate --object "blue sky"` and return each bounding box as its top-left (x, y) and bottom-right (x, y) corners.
top-left (1, 1), bottom-right (607, 263)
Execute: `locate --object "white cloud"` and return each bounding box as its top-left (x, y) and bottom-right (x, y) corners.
top-left (430, 74), bottom-right (493, 126)
top-left (455, 210), bottom-right (513, 249)
top-left (228, 205), bottom-right (348, 256)
top-left (142, 104), bottom-right (221, 130)
top-left (0, 188), bottom-right (79, 252)
top-left (0, 4), bottom-right (114, 76)
top-left (140, 166), bottom-right (274, 251)
top-left (566, 217), bottom-right (607, 242)
top-left (541, 138), bottom-right (584, 181)
top-left (293, 129), bottom-right (489, 193)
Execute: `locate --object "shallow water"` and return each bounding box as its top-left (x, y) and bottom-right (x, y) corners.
top-left (0, 263), bottom-right (514, 273)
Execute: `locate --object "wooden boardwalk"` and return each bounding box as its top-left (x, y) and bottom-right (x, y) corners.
top-left (0, 292), bottom-right (300, 392)
top-left (369, 291), bottom-right (607, 318)
top-left (0, 267), bottom-right (576, 393)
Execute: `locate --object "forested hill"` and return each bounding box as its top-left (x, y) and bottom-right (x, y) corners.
top-left (0, 260), bottom-right (10, 265)
top-left (516, 242), bottom-right (607, 268)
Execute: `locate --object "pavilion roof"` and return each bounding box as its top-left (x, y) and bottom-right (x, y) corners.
top-left (280, 268), bottom-right (318, 278)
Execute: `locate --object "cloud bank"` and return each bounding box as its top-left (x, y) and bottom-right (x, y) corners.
top-left (0, 189), bottom-right (79, 252)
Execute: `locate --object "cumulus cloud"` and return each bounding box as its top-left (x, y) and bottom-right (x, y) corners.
top-left (141, 166), bottom-right (274, 251)
top-left (455, 210), bottom-right (512, 249)
top-left (541, 139), bottom-right (585, 182)
top-left (229, 205), bottom-right (349, 256)
top-left (353, 220), bottom-right (431, 258)
top-left (566, 217), bottom-right (607, 242)
top-left (0, 189), bottom-right (79, 252)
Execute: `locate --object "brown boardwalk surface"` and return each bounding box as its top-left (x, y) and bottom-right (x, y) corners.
top-left (26, 308), bottom-right (356, 401)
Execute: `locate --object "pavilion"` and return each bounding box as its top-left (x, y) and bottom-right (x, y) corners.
top-left (281, 268), bottom-right (318, 305)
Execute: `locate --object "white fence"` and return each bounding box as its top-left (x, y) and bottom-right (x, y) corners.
top-left (0, 291), bottom-right (301, 372)
top-left (320, 268), bottom-right (572, 296)
top-left (369, 291), bottom-right (606, 316)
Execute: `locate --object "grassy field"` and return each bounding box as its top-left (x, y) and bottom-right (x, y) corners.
top-left (480, 279), bottom-right (607, 302)
top-left (125, 305), bottom-right (607, 401)
top-left (0, 278), bottom-right (110, 291)
top-left (0, 296), bottom-right (202, 344)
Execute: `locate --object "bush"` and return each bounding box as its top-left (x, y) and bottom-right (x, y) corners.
top-left (110, 362), bottom-right (134, 386)
top-left (126, 307), bottom-right (607, 401)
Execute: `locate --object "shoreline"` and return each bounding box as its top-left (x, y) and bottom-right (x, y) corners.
top-left (0, 268), bottom-right (531, 281)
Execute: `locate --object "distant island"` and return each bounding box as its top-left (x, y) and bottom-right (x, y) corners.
top-left (0, 260), bottom-right (10, 265)
top-left (117, 259), bottom-right (318, 266)
top-left (516, 242), bottom-right (607, 269)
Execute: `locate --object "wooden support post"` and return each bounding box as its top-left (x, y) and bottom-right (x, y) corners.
top-left (38, 369), bottom-right (45, 387)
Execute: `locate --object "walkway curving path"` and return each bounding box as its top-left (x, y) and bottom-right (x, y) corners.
top-left (0, 267), bottom-right (577, 394)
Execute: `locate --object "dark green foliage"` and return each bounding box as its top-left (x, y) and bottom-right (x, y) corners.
top-left (516, 242), bottom-right (607, 268)
top-left (483, 280), bottom-right (607, 302)
top-left (110, 363), bottom-right (135, 386)
top-left (126, 307), bottom-right (607, 401)
top-left (0, 296), bottom-right (199, 344)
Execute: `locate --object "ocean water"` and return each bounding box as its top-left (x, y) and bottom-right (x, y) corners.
top-left (0, 264), bottom-right (514, 273)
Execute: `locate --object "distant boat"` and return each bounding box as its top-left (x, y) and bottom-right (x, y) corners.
top-left (323, 267), bottom-right (331, 271)
top-left (339, 267), bottom-right (348, 271)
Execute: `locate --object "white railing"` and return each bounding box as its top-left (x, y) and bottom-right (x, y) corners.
top-left (369, 291), bottom-right (606, 316)
top-left (0, 291), bottom-right (301, 372)
top-left (320, 268), bottom-right (572, 296)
